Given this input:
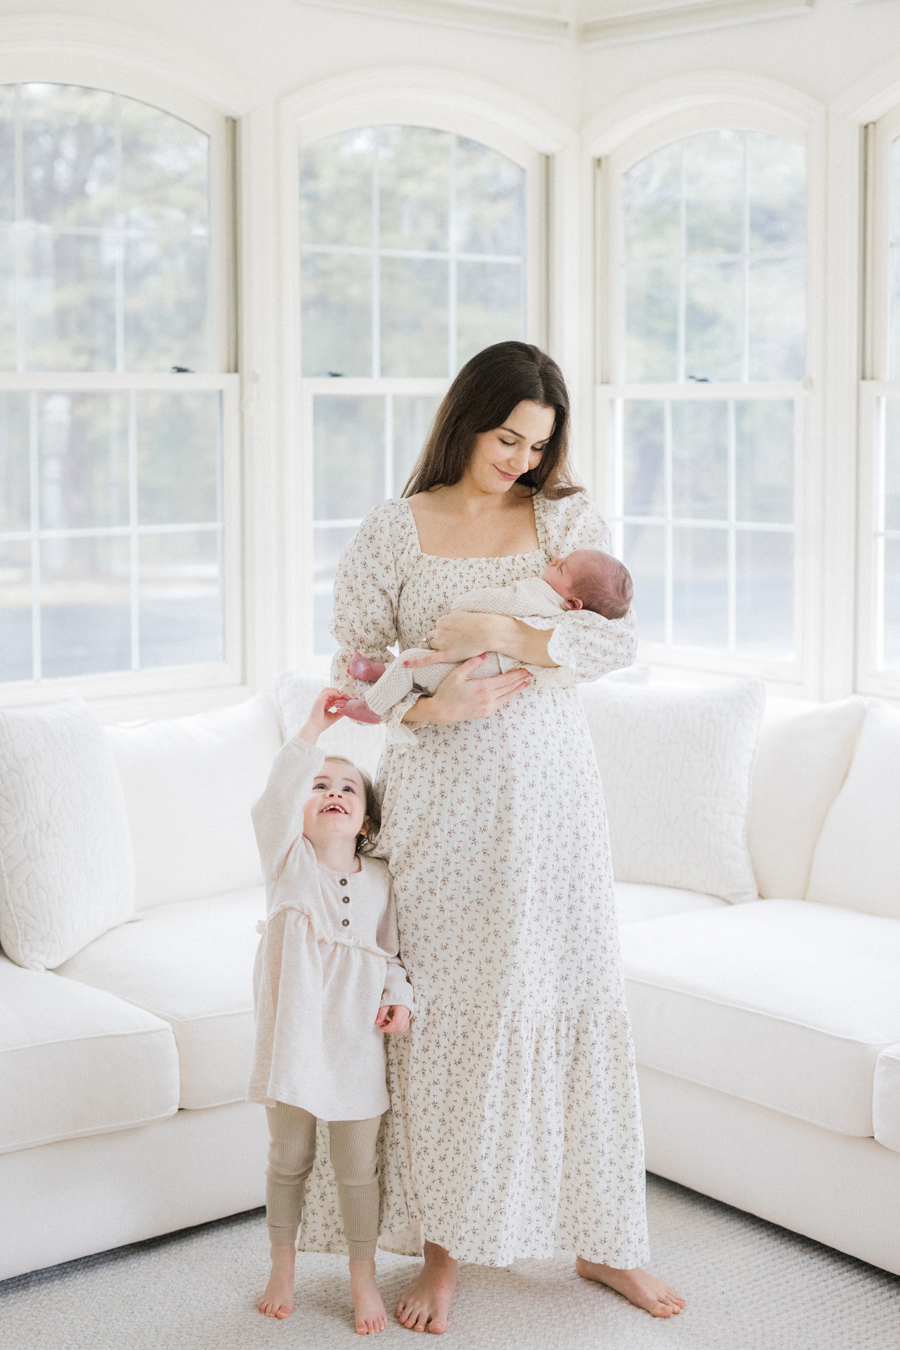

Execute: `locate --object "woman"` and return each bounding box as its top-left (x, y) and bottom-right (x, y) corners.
top-left (326, 342), bottom-right (684, 1332)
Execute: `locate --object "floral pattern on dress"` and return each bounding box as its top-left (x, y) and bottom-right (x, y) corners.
top-left (297, 491), bottom-right (650, 1269)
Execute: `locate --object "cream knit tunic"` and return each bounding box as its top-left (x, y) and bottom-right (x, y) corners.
top-left (247, 737), bottom-right (414, 1121)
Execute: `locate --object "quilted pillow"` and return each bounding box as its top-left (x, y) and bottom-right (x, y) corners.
top-left (0, 698), bottom-right (135, 971)
top-left (578, 677), bottom-right (765, 903)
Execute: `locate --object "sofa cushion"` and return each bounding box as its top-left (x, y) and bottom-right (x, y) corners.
top-left (747, 696), bottom-right (866, 900)
top-left (0, 697), bottom-right (135, 971)
top-left (579, 678), bottom-right (765, 902)
top-left (106, 694), bottom-right (282, 911)
top-left (873, 1044), bottom-right (900, 1154)
top-left (57, 888), bottom-right (265, 1109)
top-left (615, 882), bottom-right (729, 925)
top-left (0, 953), bottom-right (178, 1153)
top-left (620, 899), bottom-right (900, 1136)
top-left (806, 700), bottom-right (900, 919)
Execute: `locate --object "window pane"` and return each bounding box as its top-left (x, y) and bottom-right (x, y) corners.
top-left (393, 394), bottom-right (439, 494)
top-left (301, 252), bottom-right (371, 377)
top-left (139, 530), bottom-right (221, 667)
top-left (0, 391), bottom-right (30, 530)
top-left (40, 535), bottom-right (130, 677)
top-left (0, 87), bottom-right (14, 222)
top-left (749, 256), bottom-right (805, 381)
top-left (119, 100), bottom-right (208, 233)
top-left (124, 235), bottom-right (209, 371)
top-left (0, 541), bottom-right (31, 681)
top-left (671, 401), bottom-right (727, 519)
top-left (137, 391), bottom-right (220, 526)
top-left (456, 260), bottom-right (521, 371)
top-left (683, 130), bottom-right (743, 256)
top-left (22, 85), bottom-right (117, 228)
top-left (885, 399), bottom-right (900, 532)
top-left (313, 395), bottom-right (384, 520)
top-left (454, 137), bottom-right (524, 255)
top-left (379, 127), bottom-right (450, 252)
top-left (380, 257), bottom-right (448, 378)
top-left (622, 141), bottom-right (681, 262)
top-left (314, 524), bottom-right (356, 656)
top-left (890, 138), bottom-right (900, 381)
top-left (22, 227), bottom-right (116, 370)
top-left (736, 400), bottom-right (793, 523)
top-left (684, 260), bottom-right (742, 381)
top-left (38, 392), bottom-right (128, 530)
top-left (301, 130), bottom-right (373, 249)
top-left (625, 263), bottom-right (678, 382)
top-left (623, 522), bottom-right (664, 642)
top-left (747, 133), bottom-right (805, 253)
top-left (0, 226), bottom-right (14, 368)
top-left (883, 538), bottom-right (900, 673)
top-left (672, 526), bottom-right (728, 647)
top-left (736, 530), bottom-right (793, 656)
top-left (623, 401), bottom-right (664, 516)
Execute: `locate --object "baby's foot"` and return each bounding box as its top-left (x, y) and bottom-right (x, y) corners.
top-left (395, 1241), bottom-right (457, 1334)
top-left (258, 1243), bottom-right (296, 1319)
top-left (343, 698), bottom-right (383, 725)
top-left (349, 652), bottom-right (386, 683)
top-left (575, 1257), bottom-right (685, 1318)
top-left (349, 1257), bottom-right (387, 1335)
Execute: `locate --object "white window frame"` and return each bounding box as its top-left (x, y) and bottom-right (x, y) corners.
top-left (279, 74), bottom-right (570, 677)
top-left (0, 58), bottom-right (241, 716)
top-left (857, 105), bottom-right (900, 699)
top-left (589, 90), bottom-right (825, 696)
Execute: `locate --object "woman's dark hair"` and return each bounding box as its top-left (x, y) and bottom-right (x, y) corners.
top-left (402, 341), bottom-right (582, 500)
top-left (325, 755), bottom-right (381, 854)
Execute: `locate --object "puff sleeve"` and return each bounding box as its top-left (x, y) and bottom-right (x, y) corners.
top-left (531, 492), bottom-right (638, 683)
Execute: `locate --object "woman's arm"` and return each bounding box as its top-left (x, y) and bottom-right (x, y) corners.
top-left (401, 656), bottom-right (533, 725)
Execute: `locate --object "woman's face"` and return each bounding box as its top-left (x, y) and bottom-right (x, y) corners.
top-left (466, 400), bottom-right (556, 495)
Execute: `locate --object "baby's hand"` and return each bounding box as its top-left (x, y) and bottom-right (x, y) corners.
top-left (375, 1004), bottom-right (411, 1034)
top-left (298, 688), bottom-right (348, 743)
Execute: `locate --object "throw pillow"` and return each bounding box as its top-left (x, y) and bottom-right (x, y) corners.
top-left (0, 697), bottom-right (135, 970)
top-left (579, 677), bottom-right (765, 903)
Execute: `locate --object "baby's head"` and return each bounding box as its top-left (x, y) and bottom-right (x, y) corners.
top-left (542, 549), bottom-right (633, 620)
top-left (303, 756), bottom-right (381, 856)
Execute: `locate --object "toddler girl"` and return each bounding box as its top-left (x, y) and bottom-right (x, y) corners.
top-left (248, 688), bottom-right (413, 1334)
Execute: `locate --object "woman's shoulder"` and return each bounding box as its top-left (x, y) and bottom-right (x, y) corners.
top-left (353, 498), bottom-right (418, 556)
top-left (535, 488), bottom-right (609, 549)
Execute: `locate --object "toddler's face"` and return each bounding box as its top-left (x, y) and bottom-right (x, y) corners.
top-left (303, 759), bottom-right (369, 854)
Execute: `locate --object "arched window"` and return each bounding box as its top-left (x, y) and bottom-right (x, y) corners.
top-left (300, 124), bottom-right (530, 656)
top-left (0, 82), bottom-right (236, 693)
top-left (600, 124), bottom-right (807, 676)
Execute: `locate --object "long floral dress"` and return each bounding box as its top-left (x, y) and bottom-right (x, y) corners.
top-left (300, 489), bottom-right (650, 1269)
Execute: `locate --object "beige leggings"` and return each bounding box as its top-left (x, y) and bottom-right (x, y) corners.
top-left (265, 1102), bottom-right (381, 1259)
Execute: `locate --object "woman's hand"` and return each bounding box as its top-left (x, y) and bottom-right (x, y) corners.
top-left (298, 687), bottom-right (348, 744)
top-left (375, 1004), bottom-right (411, 1034)
top-left (402, 656), bottom-right (532, 727)
top-left (408, 611), bottom-right (509, 666)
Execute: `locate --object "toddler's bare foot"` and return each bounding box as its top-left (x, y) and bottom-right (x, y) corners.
top-left (576, 1257), bottom-right (685, 1318)
top-left (349, 652), bottom-right (386, 682)
top-left (349, 1257), bottom-right (387, 1335)
top-left (395, 1240), bottom-right (457, 1334)
top-left (258, 1242), bottom-right (296, 1318)
top-left (343, 697), bottom-right (383, 725)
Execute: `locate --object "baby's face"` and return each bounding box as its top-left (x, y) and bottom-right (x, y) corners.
top-left (303, 759), bottom-right (369, 854)
top-left (542, 552), bottom-right (591, 609)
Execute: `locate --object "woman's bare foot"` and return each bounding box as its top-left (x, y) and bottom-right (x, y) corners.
top-left (343, 697), bottom-right (383, 725)
top-left (349, 653), bottom-right (386, 682)
top-left (349, 1257), bottom-right (387, 1335)
top-left (395, 1240), bottom-right (457, 1334)
top-left (576, 1257), bottom-right (684, 1318)
top-left (258, 1242), bottom-right (296, 1318)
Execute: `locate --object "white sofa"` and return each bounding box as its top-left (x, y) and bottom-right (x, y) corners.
top-left (1, 678), bottom-right (898, 1282)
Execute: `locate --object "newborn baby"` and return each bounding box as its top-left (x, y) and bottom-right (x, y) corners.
top-left (343, 548), bottom-right (633, 724)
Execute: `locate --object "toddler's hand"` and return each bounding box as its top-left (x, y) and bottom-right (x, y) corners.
top-left (298, 687), bottom-right (348, 743)
top-left (375, 1004), bottom-right (411, 1034)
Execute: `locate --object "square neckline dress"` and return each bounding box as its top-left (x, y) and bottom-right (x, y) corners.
top-left (299, 490), bottom-right (650, 1269)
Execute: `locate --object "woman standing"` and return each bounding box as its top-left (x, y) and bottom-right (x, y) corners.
top-left (328, 342), bottom-right (684, 1332)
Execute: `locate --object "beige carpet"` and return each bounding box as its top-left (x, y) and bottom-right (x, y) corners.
top-left (1, 1176), bottom-right (898, 1350)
